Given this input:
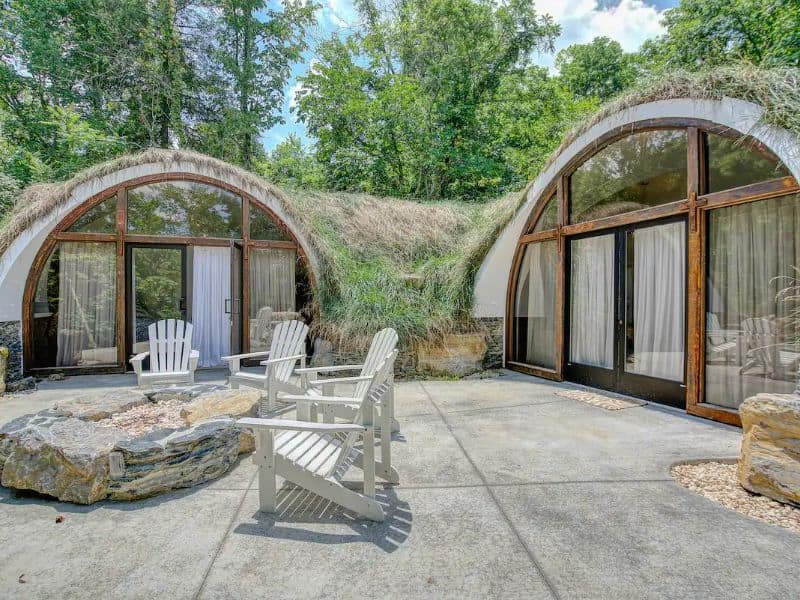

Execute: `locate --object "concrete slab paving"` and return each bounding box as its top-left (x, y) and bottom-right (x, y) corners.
top-left (492, 480), bottom-right (800, 599)
top-left (1, 370), bottom-right (798, 599)
top-left (0, 484), bottom-right (246, 599)
top-left (198, 486), bottom-right (554, 600)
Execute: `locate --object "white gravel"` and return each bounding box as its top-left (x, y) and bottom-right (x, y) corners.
top-left (97, 399), bottom-right (188, 436)
top-left (671, 461), bottom-right (800, 534)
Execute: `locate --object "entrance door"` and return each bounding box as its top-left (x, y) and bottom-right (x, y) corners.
top-left (565, 218), bottom-right (686, 407)
top-left (127, 244), bottom-right (187, 357)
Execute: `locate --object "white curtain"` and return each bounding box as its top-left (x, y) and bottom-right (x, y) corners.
top-left (250, 248), bottom-right (296, 316)
top-left (192, 246), bottom-right (231, 367)
top-left (627, 221), bottom-right (686, 381)
top-left (514, 241), bottom-right (557, 368)
top-left (570, 234), bottom-right (615, 368)
top-left (56, 242), bottom-right (116, 366)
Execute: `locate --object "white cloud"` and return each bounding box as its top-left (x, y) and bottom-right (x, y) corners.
top-left (534, 0), bottom-right (667, 71)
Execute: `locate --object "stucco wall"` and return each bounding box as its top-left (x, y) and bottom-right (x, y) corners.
top-left (472, 98), bottom-right (800, 367)
top-left (0, 159), bottom-right (321, 374)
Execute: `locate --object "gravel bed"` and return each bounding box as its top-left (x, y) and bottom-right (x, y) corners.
top-left (671, 461), bottom-right (800, 534)
top-left (97, 398), bottom-right (189, 436)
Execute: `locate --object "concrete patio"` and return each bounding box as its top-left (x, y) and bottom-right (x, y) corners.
top-left (1, 371), bottom-right (798, 599)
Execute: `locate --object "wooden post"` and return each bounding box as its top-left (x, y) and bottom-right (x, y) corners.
top-left (115, 189), bottom-right (127, 367)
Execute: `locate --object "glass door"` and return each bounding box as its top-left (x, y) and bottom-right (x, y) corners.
top-left (566, 218), bottom-right (687, 407)
top-left (127, 244), bottom-right (187, 357)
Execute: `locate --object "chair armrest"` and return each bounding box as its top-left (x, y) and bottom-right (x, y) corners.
top-left (259, 353), bottom-right (306, 366)
top-left (279, 393), bottom-right (362, 406)
top-left (221, 351), bottom-right (271, 361)
top-left (129, 352), bottom-right (149, 364)
top-left (235, 417), bottom-right (365, 433)
top-left (294, 364), bottom-right (364, 374)
top-left (307, 375), bottom-right (372, 386)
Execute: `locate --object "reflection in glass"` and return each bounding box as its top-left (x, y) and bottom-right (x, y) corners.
top-left (624, 221), bottom-right (685, 381)
top-left (512, 241), bottom-right (557, 369)
top-left (32, 242), bottom-right (117, 367)
top-left (250, 205), bottom-right (291, 241)
top-left (570, 130), bottom-right (687, 223)
top-left (249, 248), bottom-right (298, 351)
top-left (68, 197), bottom-right (117, 233)
top-left (569, 234), bottom-right (615, 368)
top-left (131, 246), bottom-right (184, 352)
top-left (707, 133), bottom-right (790, 193)
top-left (532, 194), bottom-right (558, 232)
top-left (705, 194), bottom-right (800, 409)
top-left (127, 181), bottom-right (242, 238)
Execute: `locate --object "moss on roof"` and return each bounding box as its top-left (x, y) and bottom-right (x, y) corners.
top-left (1, 65), bottom-right (796, 350)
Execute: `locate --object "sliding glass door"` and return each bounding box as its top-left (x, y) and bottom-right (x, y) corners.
top-left (566, 218), bottom-right (686, 407)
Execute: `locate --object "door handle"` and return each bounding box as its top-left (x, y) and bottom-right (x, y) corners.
top-left (225, 299), bottom-right (231, 314)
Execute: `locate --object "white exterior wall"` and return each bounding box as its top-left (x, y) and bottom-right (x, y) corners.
top-left (473, 98), bottom-right (800, 340)
top-left (0, 159), bottom-right (320, 324)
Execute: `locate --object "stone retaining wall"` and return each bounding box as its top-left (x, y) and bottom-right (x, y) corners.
top-left (0, 321), bottom-right (22, 382)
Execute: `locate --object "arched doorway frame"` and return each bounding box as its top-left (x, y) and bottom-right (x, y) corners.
top-left (505, 118), bottom-right (800, 425)
top-left (22, 171), bottom-right (316, 375)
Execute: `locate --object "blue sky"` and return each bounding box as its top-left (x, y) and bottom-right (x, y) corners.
top-left (262, 0), bottom-right (681, 151)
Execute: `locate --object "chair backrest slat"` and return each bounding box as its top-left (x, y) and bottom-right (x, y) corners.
top-left (147, 319), bottom-right (194, 373)
top-left (355, 328), bottom-right (398, 397)
top-left (267, 320), bottom-right (308, 382)
top-left (328, 349), bottom-right (398, 478)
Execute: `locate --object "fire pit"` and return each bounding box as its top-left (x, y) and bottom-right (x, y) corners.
top-left (0, 385), bottom-right (260, 504)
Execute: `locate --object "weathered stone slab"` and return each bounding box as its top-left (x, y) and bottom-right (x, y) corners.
top-left (0, 413), bottom-right (130, 504)
top-left (417, 333), bottom-right (488, 377)
top-left (54, 389), bottom-right (150, 421)
top-left (107, 418), bottom-right (242, 501)
top-left (180, 388), bottom-right (260, 425)
top-left (738, 393), bottom-right (800, 507)
top-left (146, 383), bottom-right (227, 404)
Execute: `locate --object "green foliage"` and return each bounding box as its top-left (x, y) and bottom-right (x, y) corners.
top-left (295, 0), bottom-right (560, 200)
top-left (556, 37), bottom-right (639, 101)
top-left (0, 173), bottom-right (20, 223)
top-left (255, 134), bottom-right (325, 189)
top-left (641, 0), bottom-right (800, 71)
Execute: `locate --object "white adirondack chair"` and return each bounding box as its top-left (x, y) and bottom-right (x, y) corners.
top-left (280, 328), bottom-right (400, 484)
top-left (222, 320), bottom-right (308, 415)
top-left (295, 328), bottom-right (399, 430)
top-left (235, 350), bottom-right (397, 522)
top-left (129, 319), bottom-right (200, 388)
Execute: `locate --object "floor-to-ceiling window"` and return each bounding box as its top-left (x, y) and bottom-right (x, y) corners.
top-left (508, 122), bottom-right (798, 423)
top-left (27, 176), bottom-right (313, 372)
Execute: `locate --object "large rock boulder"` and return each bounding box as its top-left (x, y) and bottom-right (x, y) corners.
top-left (180, 388), bottom-right (260, 425)
top-left (0, 412), bottom-right (130, 504)
top-left (107, 418), bottom-right (242, 501)
top-left (53, 389), bottom-right (150, 421)
top-left (738, 393), bottom-right (800, 507)
top-left (417, 333), bottom-right (487, 377)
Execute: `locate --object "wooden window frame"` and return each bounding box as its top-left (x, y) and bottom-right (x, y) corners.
top-left (506, 118), bottom-right (800, 426)
top-left (22, 172), bottom-right (315, 375)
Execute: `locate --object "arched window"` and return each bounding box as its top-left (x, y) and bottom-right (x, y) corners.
top-left (26, 176), bottom-right (313, 371)
top-left (507, 122), bottom-right (798, 425)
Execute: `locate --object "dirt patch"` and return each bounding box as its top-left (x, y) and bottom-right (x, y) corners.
top-left (671, 461), bottom-right (800, 534)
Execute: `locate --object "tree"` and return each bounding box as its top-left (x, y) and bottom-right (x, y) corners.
top-left (556, 37), bottom-right (638, 101)
top-left (256, 134), bottom-right (325, 188)
top-left (485, 67), bottom-right (599, 184)
top-left (641, 0), bottom-right (800, 70)
top-left (197, 0), bottom-right (315, 168)
top-left (295, 0), bottom-right (560, 200)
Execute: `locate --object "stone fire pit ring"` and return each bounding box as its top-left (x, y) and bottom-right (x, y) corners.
top-left (0, 385), bottom-right (260, 504)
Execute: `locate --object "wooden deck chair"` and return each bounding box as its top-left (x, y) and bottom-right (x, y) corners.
top-left (740, 317), bottom-right (776, 376)
top-left (223, 320), bottom-right (308, 415)
top-left (235, 350), bottom-right (398, 522)
top-left (130, 319), bottom-right (199, 388)
top-left (295, 328), bottom-right (399, 430)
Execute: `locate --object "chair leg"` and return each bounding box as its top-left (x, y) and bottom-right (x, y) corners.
top-left (362, 428), bottom-right (375, 499)
top-left (256, 431), bottom-right (276, 513)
